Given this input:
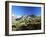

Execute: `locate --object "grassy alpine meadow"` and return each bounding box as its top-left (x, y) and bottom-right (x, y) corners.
top-left (12, 6), bottom-right (41, 31)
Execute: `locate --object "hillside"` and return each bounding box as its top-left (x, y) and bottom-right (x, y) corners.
top-left (12, 15), bottom-right (41, 31)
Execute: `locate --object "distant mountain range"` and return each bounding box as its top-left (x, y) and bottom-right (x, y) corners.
top-left (12, 15), bottom-right (40, 22)
top-left (12, 15), bottom-right (41, 31)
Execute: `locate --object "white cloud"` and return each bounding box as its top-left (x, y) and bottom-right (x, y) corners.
top-left (16, 16), bottom-right (21, 18)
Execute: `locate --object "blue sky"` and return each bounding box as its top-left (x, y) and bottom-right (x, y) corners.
top-left (12, 6), bottom-right (41, 17)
